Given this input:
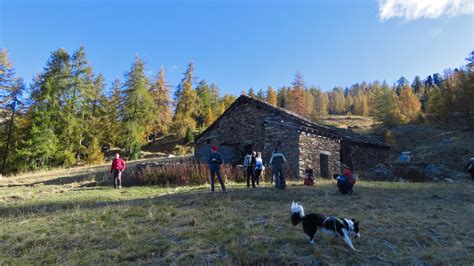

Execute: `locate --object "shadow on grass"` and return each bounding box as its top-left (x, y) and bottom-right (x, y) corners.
top-left (1, 181), bottom-right (471, 219)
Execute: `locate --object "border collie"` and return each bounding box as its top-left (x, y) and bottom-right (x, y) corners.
top-left (290, 201), bottom-right (361, 251)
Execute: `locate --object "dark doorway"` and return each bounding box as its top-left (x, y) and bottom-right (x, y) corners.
top-left (320, 154), bottom-right (329, 178)
top-left (243, 144), bottom-right (253, 156)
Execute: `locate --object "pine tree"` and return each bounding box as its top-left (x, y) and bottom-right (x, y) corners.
top-left (0, 51), bottom-right (24, 174)
top-left (122, 55), bottom-right (154, 159)
top-left (266, 86), bottom-right (277, 105)
top-left (277, 87), bottom-right (288, 108)
top-left (256, 89), bottom-right (265, 100)
top-left (248, 87), bottom-right (256, 98)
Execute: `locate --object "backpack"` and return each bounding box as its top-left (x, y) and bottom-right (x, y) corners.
top-left (243, 155), bottom-right (251, 167)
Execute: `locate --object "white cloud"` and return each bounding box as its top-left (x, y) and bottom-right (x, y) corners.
top-left (379, 0), bottom-right (474, 21)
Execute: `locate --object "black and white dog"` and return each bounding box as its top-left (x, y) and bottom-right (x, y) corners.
top-left (290, 201), bottom-right (361, 251)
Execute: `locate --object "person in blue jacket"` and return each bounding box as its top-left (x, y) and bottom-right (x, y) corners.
top-left (208, 145), bottom-right (226, 192)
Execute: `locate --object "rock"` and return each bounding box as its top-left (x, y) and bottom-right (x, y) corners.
top-left (425, 163), bottom-right (443, 176)
top-left (441, 138), bottom-right (453, 144)
top-left (444, 178), bottom-right (454, 183)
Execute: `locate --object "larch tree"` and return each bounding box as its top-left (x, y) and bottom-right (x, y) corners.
top-left (150, 66), bottom-right (172, 136)
top-left (122, 55), bottom-right (154, 159)
top-left (19, 48), bottom-right (73, 169)
top-left (266, 86), bottom-right (277, 105)
top-left (397, 85), bottom-right (421, 123)
top-left (173, 62), bottom-right (199, 138)
top-left (286, 71), bottom-right (308, 117)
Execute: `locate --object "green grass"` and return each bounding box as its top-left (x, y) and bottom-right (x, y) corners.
top-left (1, 180), bottom-right (473, 265)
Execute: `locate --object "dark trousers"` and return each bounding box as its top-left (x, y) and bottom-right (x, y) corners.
top-left (273, 168), bottom-right (285, 190)
top-left (247, 167), bottom-right (255, 187)
top-left (210, 168), bottom-right (226, 192)
top-left (469, 168), bottom-right (474, 180)
top-left (255, 169), bottom-right (262, 186)
top-left (112, 169), bottom-right (122, 188)
top-left (337, 180), bottom-right (353, 194)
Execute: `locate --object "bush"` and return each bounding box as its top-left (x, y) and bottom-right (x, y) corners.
top-left (185, 127), bottom-right (194, 143)
top-left (135, 161), bottom-right (244, 187)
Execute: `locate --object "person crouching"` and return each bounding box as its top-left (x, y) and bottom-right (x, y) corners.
top-left (335, 169), bottom-right (356, 195)
top-left (304, 165), bottom-right (314, 186)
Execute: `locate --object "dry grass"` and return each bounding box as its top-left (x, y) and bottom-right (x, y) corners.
top-left (0, 156), bottom-right (191, 187)
top-left (1, 178), bottom-right (473, 265)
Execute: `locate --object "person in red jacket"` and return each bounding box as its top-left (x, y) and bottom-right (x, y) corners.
top-left (110, 153), bottom-right (126, 188)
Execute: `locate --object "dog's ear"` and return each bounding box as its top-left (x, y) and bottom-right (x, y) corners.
top-left (352, 218), bottom-right (355, 223)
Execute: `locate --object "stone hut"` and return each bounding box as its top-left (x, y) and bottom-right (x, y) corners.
top-left (194, 95), bottom-right (390, 179)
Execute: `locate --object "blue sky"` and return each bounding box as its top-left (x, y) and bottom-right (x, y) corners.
top-left (1, 0), bottom-right (473, 95)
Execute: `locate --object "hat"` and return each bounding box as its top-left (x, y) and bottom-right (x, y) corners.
top-left (211, 145), bottom-right (218, 152)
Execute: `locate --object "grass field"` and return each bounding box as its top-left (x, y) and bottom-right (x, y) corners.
top-left (1, 177), bottom-right (473, 265)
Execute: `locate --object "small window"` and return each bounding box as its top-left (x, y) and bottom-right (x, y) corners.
top-left (206, 139), bottom-right (211, 144)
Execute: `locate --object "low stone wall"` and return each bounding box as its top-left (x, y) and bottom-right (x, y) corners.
top-left (349, 143), bottom-right (390, 172)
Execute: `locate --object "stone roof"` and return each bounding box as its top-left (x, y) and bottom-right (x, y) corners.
top-left (196, 95), bottom-right (389, 148)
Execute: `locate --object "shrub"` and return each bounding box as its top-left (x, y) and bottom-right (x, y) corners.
top-left (134, 161), bottom-right (242, 187)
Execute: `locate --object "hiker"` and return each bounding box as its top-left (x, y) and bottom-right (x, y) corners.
top-left (244, 151), bottom-right (257, 188)
top-left (255, 152), bottom-right (264, 186)
top-left (270, 148), bottom-right (287, 190)
top-left (465, 158), bottom-right (474, 181)
top-left (303, 164), bottom-right (314, 186)
top-left (110, 153), bottom-right (126, 189)
top-left (208, 145), bottom-right (226, 192)
top-left (335, 168), bottom-right (356, 194)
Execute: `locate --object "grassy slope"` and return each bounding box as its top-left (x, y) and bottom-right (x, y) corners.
top-left (1, 180), bottom-right (473, 265)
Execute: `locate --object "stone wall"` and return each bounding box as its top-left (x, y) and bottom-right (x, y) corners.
top-left (263, 121), bottom-right (300, 179)
top-left (298, 132), bottom-right (341, 179)
top-left (348, 142), bottom-right (390, 172)
top-left (195, 101), bottom-right (300, 167)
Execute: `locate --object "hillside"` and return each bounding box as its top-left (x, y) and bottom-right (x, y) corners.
top-left (390, 125), bottom-right (474, 181)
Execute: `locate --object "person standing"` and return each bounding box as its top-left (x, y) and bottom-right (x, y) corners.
top-left (270, 148), bottom-right (287, 190)
top-left (465, 158), bottom-right (474, 181)
top-left (245, 151), bottom-right (257, 188)
top-left (110, 153), bottom-right (126, 189)
top-left (255, 152), bottom-right (264, 186)
top-left (208, 146), bottom-right (226, 192)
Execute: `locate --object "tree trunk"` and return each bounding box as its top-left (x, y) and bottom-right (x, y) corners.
top-left (1, 102), bottom-right (16, 174)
